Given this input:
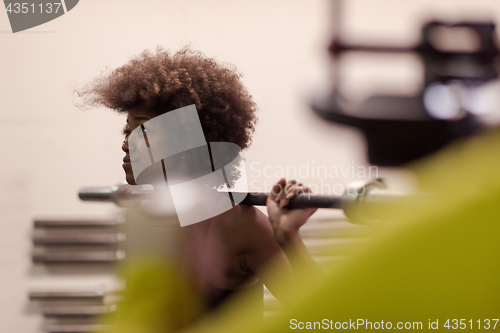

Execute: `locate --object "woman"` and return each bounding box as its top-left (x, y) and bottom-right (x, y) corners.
top-left (80, 47), bottom-right (319, 313)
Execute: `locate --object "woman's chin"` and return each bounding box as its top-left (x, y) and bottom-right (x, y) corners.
top-left (125, 174), bottom-right (136, 185)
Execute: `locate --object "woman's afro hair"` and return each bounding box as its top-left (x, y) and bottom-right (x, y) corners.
top-left (79, 47), bottom-right (257, 150)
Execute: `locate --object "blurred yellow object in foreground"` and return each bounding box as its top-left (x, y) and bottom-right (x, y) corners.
top-left (101, 257), bottom-right (205, 333)
top-left (186, 129), bottom-right (500, 332)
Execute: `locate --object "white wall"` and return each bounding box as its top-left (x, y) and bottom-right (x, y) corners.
top-left (0, 0), bottom-right (499, 331)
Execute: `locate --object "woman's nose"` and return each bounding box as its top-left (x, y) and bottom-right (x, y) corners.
top-left (122, 138), bottom-right (129, 153)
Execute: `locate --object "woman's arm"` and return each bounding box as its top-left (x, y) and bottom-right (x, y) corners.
top-left (244, 179), bottom-right (323, 305)
top-left (266, 178), bottom-right (323, 278)
top-left (240, 207), bottom-right (296, 304)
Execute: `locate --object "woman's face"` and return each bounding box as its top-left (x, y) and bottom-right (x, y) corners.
top-left (121, 109), bottom-right (152, 185)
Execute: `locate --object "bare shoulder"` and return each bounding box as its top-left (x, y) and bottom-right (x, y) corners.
top-left (233, 205), bottom-right (282, 253)
top-left (231, 205), bottom-right (286, 273)
top-left (231, 204), bottom-right (273, 233)
top-left (210, 204), bottom-right (276, 248)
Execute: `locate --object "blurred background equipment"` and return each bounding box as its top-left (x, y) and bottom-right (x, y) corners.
top-left (28, 217), bottom-right (125, 332)
top-left (313, 1), bottom-right (500, 165)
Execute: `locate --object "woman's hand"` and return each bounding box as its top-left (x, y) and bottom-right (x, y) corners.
top-left (266, 178), bottom-right (317, 247)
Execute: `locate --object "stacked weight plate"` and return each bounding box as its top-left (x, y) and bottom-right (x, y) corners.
top-left (29, 218), bottom-right (125, 333)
